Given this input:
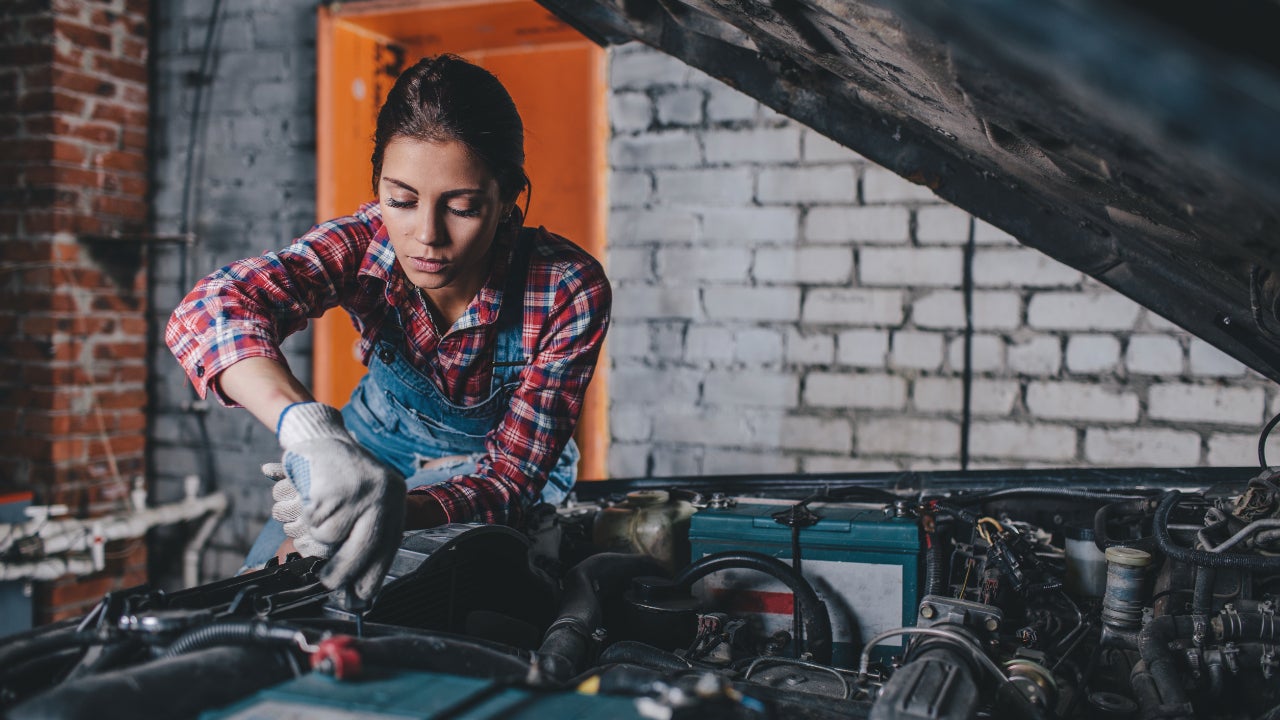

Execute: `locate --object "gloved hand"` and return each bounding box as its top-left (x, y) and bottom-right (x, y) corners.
top-left (264, 462), bottom-right (333, 559)
top-left (276, 402), bottom-right (406, 602)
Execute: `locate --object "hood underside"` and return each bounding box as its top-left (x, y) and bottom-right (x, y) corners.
top-left (538, 0), bottom-right (1280, 382)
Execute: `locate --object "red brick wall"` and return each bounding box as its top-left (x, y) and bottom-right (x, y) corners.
top-left (0, 0), bottom-right (151, 623)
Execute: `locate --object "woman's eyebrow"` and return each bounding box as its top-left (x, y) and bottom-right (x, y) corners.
top-left (441, 188), bottom-right (486, 199)
top-left (382, 177), bottom-right (418, 194)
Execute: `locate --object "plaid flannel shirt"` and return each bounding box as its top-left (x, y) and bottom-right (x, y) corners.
top-left (165, 201), bottom-right (611, 528)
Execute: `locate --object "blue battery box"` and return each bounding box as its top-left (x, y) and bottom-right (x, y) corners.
top-left (689, 500), bottom-right (922, 666)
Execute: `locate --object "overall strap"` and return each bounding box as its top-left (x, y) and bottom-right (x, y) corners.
top-left (490, 231), bottom-right (534, 392)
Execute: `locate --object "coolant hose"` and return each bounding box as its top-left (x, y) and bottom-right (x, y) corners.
top-left (1155, 491), bottom-right (1280, 570)
top-left (1134, 615), bottom-right (1197, 720)
top-left (598, 640), bottom-right (697, 673)
top-left (161, 620), bottom-right (308, 658)
top-left (0, 627), bottom-right (97, 677)
top-left (1094, 498), bottom-right (1159, 552)
top-left (343, 635), bottom-right (531, 678)
top-left (673, 550), bottom-right (832, 664)
top-left (537, 553), bottom-right (667, 682)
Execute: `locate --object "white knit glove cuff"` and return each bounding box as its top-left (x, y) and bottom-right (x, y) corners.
top-left (277, 402), bottom-right (349, 448)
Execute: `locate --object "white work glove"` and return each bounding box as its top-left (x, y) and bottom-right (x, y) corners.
top-left (264, 462), bottom-right (333, 559)
top-left (276, 402), bottom-right (406, 603)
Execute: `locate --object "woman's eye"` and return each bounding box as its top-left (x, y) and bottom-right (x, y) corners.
top-left (448, 206), bottom-right (482, 218)
top-left (385, 197), bottom-right (416, 209)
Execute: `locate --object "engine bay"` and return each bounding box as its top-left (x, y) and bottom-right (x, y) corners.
top-left (3, 467), bottom-right (1279, 719)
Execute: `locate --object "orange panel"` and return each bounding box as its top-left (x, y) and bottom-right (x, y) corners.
top-left (314, 1), bottom-right (610, 479)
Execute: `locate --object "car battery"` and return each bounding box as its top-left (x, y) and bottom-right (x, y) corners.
top-left (688, 499), bottom-right (922, 666)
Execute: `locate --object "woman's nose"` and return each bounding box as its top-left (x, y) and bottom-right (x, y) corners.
top-left (413, 210), bottom-right (446, 246)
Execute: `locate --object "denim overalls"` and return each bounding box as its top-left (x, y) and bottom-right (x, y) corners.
top-left (242, 236), bottom-right (578, 569)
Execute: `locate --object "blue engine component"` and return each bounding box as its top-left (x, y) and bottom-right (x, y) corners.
top-left (689, 500), bottom-right (922, 666)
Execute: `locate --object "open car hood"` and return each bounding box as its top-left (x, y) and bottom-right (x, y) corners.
top-left (537, 0), bottom-right (1280, 381)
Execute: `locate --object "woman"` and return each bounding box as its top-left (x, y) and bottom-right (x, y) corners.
top-left (166, 55), bottom-right (611, 601)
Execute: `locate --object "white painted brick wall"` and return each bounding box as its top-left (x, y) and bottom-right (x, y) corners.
top-left (1065, 335), bottom-right (1121, 374)
top-left (704, 286), bottom-right (801, 321)
top-left (806, 207), bottom-right (909, 244)
top-left (604, 44), bottom-right (1274, 478)
top-left (805, 372), bottom-right (907, 409)
top-left (1026, 382), bottom-right (1140, 422)
top-left (1208, 433), bottom-right (1280, 466)
top-left (1084, 428), bottom-right (1201, 466)
top-left (1148, 384), bottom-right (1264, 426)
top-left (804, 289), bottom-right (904, 325)
top-left (754, 247), bottom-right (854, 285)
top-left (859, 248), bottom-right (961, 287)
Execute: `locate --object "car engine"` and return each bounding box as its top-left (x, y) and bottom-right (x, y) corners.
top-left (2, 468), bottom-right (1279, 719)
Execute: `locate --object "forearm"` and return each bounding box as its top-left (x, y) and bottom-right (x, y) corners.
top-left (216, 356), bottom-right (315, 430)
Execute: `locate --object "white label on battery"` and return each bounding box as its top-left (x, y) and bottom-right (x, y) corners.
top-left (693, 557), bottom-right (905, 649)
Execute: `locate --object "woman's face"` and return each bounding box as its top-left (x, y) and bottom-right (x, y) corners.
top-left (378, 136), bottom-right (509, 308)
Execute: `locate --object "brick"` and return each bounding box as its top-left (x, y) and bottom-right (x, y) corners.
top-left (803, 456), bottom-right (900, 473)
top-left (1027, 292), bottom-right (1141, 330)
top-left (915, 206), bottom-right (972, 244)
top-left (699, 207), bottom-right (798, 243)
top-left (655, 88), bottom-right (703, 126)
top-left (780, 416), bottom-right (853, 453)
top-left (974, 247), bottom-right (1083, 287)
top-left (704, 371), bottom-right (797, 407)
top-left (803, 289), bottom-right (903, 325)
top-left (1208, 432), bottom-right (1280, 466)
top-left (685, 326), bottom-right (735, 363)
top-left (608, 247), bottom-right (653, 281)
top-left (1026, 381), bottom-right (1139, 422)
top-left (972, 219), bottom-right (1019, 245)
top-left (970, 422), bottom-right (1077, 461)
top-left (732, 328), bottom-right (784, 364)
top-left (611, 46), bottom-right (693, 88)
top-left (704, 127), bottom-right (801, 164)
top-left (1065, 335), bottom-right (1121, 374)
top-left (758, 165), bottom-right (857, 204)
top-left (704, 449), bottom-right (798, 474)
top-left (654, 167), bottom-right (753, 205)
top-left (753, 247), bottom-right (853, 285)
top-left (837, 329), bottom-right (890, 367)
top-left (913, 291), bottom-right (1021, 330)
top-left (863, 166), bottom-right (937, 204)
top-left (890, 331), bottom-right (945, 371)
top-left (859, 418), bottom-right (959, 457)
top-left (610, 132), bottom-right (701, 169)
top-left (1126, 334), bottom-right (1184, 375)
top-left (859, 247), bottom-right (961, 287)
top-left (802, 130), bottom-right (862, 163)
top-left (704, 286), bottom-right (800, 321)
top-left (705, 79), bottom-right (757, 122)
top-left (805, 372), bottom-right (906, 409)
top-left (653, 322), bottom-right (684, 360)
top-left (1188, 339), bottom-right (1247, 377)
top-left (608, 91), bottom-right (651, 133)
top-left (1141, 309), bottom-right (1182, 332)
top-left (651, 446), bottom-right (702, 476)
top-left (806, 206), bottom-right (909, 244)
top-left (656, 246), bottom-right (751, 282)
top-left (652, 409), bottom-right (750, 447)
top-left (1148, 384), bottom-right (1264, 426)
top-left (912, 377), bottom-right (1020, 415)
top-left (609, 170), bottom-right (651, 206)
top-left (611, 208), bottom-right (699, 244)
top-left (611, 286), bottom-right (701, 320)
top-left (1008, 335), bottom-right (1062, 375)
top-left (1084, 428), bottom-right (1201, 466)
top-left (786, 329), bottom-right (834, 365)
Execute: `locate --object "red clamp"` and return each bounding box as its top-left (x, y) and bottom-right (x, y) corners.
top-left (310, 635), bottom-right (363, 680)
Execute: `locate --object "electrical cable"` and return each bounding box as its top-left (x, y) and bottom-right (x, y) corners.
top-left (1260, 411), bottom-right (1280, 467)
top-left (1154, 490), bottom-right (1280, 570)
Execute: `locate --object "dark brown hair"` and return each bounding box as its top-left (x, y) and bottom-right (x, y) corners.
top-left (371, 55), bottom-right (529, 206)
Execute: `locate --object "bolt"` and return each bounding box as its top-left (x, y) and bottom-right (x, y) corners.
top-left (985, 617), bottom-right (1000, 632)
top-left (920, 604), bottom-right (936, 620)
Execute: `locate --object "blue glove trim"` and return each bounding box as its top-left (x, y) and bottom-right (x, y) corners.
top-left (276, 401), bottom-right (315, 437)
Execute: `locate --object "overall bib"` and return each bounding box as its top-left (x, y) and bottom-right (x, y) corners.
top-left (243, 237), bottom-right (579, 569)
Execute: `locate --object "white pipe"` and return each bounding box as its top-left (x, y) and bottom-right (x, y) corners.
top-left (0, 493), bottom-right (229, 582)
top-left (183, 495), bottom-right (229, 588)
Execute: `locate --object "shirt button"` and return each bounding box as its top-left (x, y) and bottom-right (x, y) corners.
top-left (378, 347), bottom-right (395, 364)
top-left (195, 364), bottom-right (205, 378)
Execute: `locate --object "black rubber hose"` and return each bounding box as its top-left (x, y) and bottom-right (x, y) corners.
top-left (1134, 615), bottom-right (1197, 720)
top-left (598, 640), bottom-right (698, 673)
top-left (1215, 611), bottom-right (1280, 642)
top-left (347, 635), bottom-right (530, 679)
top-left (161, 620), bottom-right (306, 658)
top-left (964, 487), bottom-right (1160, 505)
top-left (1094, 498), bottom-right (1159, 552)
top-left (0, 627), bottom-right (97, 678)
top-left (537, 553), bottom-right (667, 682)
top-left (1192, 566), bottom-right (1215, 616)
top-left (1155, 491), bottom-right (1280, 571)
top-left (672, 550), bottom-right (832, 665)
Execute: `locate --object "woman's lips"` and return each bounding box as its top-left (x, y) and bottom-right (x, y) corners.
top-left (409, 256), bottom-right (449, 273)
